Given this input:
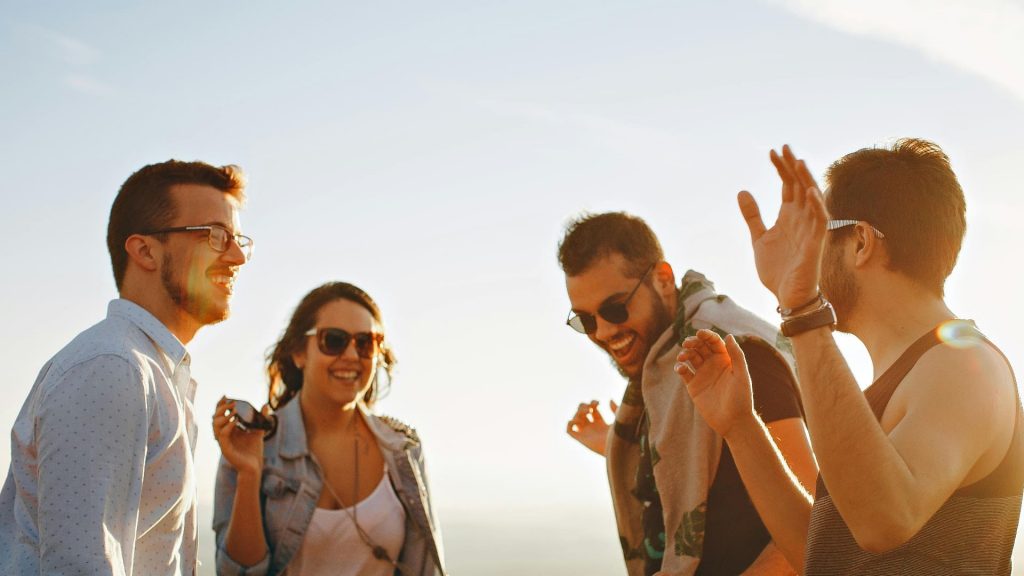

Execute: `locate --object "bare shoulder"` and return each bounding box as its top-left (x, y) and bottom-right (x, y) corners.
top-left (895, 333), bottom-right (1017, 436)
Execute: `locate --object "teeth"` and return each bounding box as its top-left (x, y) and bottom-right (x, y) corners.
top-left (211, 275), bottom-right (234, 286)
top-left (331, 371), bottom-right (360, 380)
top-left (608, 334), bottom-right (635, 352)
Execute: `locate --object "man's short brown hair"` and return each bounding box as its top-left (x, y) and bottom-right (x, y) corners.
top-left (107, 160), bottom-right (247, 290)
top-left (557, 211), bottom-right (664, 278)
top-left (825, 138), bottom-right (966, 296)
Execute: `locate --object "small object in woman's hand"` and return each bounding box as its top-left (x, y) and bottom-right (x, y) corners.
top-left (228, 399), bottom-right (277, 437)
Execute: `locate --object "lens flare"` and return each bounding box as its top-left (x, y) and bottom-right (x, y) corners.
top-left (935, 319), bottom-right (983, 349)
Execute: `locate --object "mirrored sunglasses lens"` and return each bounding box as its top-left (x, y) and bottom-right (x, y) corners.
top-left (599, 303), bottom-right (629, 324)
top-left (568, 314), bottom-right (597, 334)
top-left (319, 329), bottom-right (352, 356)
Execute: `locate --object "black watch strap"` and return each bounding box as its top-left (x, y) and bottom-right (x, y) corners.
top-left (781, 302), bottom-right (837, 337)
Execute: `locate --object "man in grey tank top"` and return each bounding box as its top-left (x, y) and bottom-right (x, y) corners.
top-left (674, 139), bottom-right (1022, 574)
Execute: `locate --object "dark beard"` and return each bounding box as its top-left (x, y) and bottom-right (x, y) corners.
top-left (821, 242), bottom-right (858, 333)
top-left (608, 288), bottom-right (674, 379)
top-left (161, 252), bottom-right (227, 326)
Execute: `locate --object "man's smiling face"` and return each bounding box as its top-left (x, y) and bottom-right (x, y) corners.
top-left (566, 253), bottom-right (673, 379)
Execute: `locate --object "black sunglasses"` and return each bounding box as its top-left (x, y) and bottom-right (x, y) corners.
top-left (566, 264), bottom-right (655, 334)
top-left (304, 327), bottom-right (383, 358)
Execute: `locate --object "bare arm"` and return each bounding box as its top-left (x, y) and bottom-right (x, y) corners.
top-left (742, 541), bottom-right (798, 575)
top-left (678, 332), bottom-right (813, 571)
top-left (739, 144), bottom-right (1017, 552)
top-left (212, 398), bottom-right (269, 572)
top-left (788, 328), bottom-right (1014, 552)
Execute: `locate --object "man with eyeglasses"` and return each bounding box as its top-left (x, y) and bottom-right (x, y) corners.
top-left (558, 212), bottom-right (815, 575)
top-left (0, 160), bottom-right (252, 575)
top-left (676, 140), bottom-right (1022, 574)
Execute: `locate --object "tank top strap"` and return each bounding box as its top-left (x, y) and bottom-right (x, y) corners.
top-left (863, 327), bottom-right (945, 420)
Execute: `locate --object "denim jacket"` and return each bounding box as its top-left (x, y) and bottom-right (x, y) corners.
top-left (212, 396), bottom-right (447, 576)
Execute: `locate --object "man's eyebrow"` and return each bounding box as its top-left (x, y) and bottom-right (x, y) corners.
top-left (202, 221), bottom-right (237, 232)
top-left (598, 291), bottom-right (629, 307)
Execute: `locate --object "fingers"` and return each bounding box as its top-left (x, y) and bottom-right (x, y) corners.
top-left (610, 400), bottom-right (618, 414)
top-left (567, 400), bottom-right (604, 435)
top-left (770, 149), bottom-right (796, 203)
top-left (724, 335), bottom-right (752, 382)
top-left (737, 191), bottom-right (767, 242)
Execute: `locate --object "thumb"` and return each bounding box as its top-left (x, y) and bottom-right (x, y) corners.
top-left (737, 191), bottom-right (767, 242)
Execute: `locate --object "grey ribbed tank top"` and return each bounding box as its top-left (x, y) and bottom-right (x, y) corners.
top-left (804, 324), bottom-right (1024, 575)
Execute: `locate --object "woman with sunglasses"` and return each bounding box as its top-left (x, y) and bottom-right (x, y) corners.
top-left (212, 282), bottom-right (446, 576)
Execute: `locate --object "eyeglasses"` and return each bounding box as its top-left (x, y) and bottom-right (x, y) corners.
top-left (566, 264), bottom-right (654, 335)
top-left (141, 224), bottom-right (255, 260)
top-left (304, 327), bottom-right (383, 359)
top-left (826, 219), bottom-right (885, 239)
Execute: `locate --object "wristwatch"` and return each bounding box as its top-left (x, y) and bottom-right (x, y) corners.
top-left (781, 301), bottom-right (837, 337)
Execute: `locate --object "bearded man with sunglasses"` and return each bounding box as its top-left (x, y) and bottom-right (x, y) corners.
top-left (559, 212), bottom-right (815, 576)
top-left (0, 160), bottom-right (251, 575)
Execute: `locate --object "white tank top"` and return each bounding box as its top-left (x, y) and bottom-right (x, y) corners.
top-left (288, 468), bottom-right (407, 576)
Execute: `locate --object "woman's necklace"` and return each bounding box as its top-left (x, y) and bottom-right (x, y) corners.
top-left (319, 416), bottom-right (406, 575)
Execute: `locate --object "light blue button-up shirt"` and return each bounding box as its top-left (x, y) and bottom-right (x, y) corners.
top-left (0, 299), bottom-right (200, 575)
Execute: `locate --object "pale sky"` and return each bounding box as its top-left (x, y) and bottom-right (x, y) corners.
top-left (2, 1), bottom-right (1023, 574)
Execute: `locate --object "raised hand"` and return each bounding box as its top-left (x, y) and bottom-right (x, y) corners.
top-left (566, 399), bottom-right (618, 456)
top-left (738, 145), bottom-right (828, 308)
top-left (675, 330), bottom-right (755, 438)
top-left (213, 397), bottom-right (265, 476)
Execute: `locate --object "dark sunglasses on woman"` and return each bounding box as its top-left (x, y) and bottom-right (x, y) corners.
top-left (305, 327), bottom-right (383, 358)
top-left (566, 264), bottom-right (654, 334)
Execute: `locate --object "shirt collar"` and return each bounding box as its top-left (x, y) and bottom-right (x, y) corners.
top-left (107, 299), bottom-right (189, 369)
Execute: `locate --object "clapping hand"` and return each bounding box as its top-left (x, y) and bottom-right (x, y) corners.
top-left (739, 145), bottom-right (828, 309)
top-left (675, 330), bottom-right (755, 438)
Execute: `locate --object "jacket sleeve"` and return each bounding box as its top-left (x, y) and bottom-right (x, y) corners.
top-left (212, 455), bottom-right (270, 576)
top-left (412, 440), bottom-right (446, 575)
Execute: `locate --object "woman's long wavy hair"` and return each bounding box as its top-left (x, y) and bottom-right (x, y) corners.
top-left (266, 282), bottom-right (396, 411)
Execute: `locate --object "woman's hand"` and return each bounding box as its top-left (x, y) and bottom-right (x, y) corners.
top-left (739, 145), bottom-right (828, 308)
top-left (213, 397), bottom-right (265, 476)
top-left (675, 330), bottom-right (756, 439)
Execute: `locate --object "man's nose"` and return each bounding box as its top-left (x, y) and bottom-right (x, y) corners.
top-left (593, 316), bottom-right (619, 343)
top-left (222, 237), bottom-right (247, 265)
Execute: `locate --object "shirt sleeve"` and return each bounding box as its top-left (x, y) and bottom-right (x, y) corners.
top-left (740, 340), bottom-right (803, 424)
top-left (35, 355), bottom-right (149, 576)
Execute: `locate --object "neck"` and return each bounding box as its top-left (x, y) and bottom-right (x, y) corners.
top-left (846, 276), bottom-right (955, 380)
top-left (119, 286), bottom-right (200, 344)
top-left (300, 391), bottom-right (361, 438)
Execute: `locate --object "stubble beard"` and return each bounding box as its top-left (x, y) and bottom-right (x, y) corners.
top-left (161, 252), bottom-right (229, 327)
top-left (821, 242), bottom-right (858, 334)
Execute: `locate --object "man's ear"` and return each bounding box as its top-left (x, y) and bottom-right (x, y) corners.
top-left (853, 225), bottom-right (885, 268)
top-left (292, 350), bottom-right (306, 371)
top-left (653, 261), bottom-right (675, 298)
top-left (124, 234), bottom-right (160, 273)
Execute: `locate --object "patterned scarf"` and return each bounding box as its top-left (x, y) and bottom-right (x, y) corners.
top-left (606, 270), bottom-right (796, 576)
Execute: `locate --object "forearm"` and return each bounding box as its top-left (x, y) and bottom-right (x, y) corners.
top-left (742, 541), bottom-right (798, 575)
top-left (790, 328), bottom-right (917, 544)
top-left (223, 470), bottom-right (269, 567)
top-left (725, 415), bottom-right (812, 573)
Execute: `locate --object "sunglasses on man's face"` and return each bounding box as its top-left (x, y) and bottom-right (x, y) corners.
top-left (566, 264), bottom-right (654, 335)
top-left (304, 328), bottom-right (383, 358)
